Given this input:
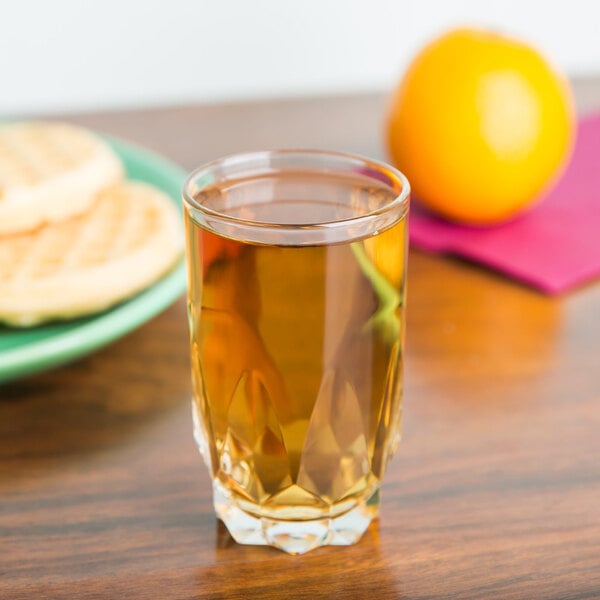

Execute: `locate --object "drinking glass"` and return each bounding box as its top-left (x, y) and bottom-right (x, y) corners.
top-left (182, 150), bottom-right (409, 554)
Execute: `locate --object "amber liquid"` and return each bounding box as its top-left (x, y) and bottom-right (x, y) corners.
top-left (185, 171), bottom-right (407, 523)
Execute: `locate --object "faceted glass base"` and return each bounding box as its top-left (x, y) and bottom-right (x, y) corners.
top-left (213, 479), bottom-right (380, 555)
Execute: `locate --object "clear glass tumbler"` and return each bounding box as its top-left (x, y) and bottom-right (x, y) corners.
top-left (182, 150), bottom-right (409, 554)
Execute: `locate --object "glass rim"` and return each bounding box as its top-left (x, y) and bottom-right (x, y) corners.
top-left (181, 148), bottom-right (410, 232)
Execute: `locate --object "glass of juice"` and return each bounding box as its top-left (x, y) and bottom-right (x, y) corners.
top-left (182, 150), bottom-right (409, 554)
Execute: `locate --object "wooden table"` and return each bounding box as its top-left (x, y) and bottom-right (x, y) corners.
top-left (2, 80), bottom-right (599, 599)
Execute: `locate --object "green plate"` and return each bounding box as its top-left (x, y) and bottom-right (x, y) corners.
top-left (0, 136), bottom-right (188, 385)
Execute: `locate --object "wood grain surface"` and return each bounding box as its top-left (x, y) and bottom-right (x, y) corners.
top-left (1, 79), bottom-right (600, 599)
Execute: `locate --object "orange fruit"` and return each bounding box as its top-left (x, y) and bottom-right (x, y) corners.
top-left (386, 27), bottom-right (575, 224)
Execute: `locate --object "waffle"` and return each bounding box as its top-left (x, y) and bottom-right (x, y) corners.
top-left (0, 121), bottom-right (124, 235)
top-left (0, 181), bottom-right (184, 326)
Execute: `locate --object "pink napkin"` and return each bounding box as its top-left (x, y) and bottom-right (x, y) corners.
top-left (409, 112), bottom-right (600, 294)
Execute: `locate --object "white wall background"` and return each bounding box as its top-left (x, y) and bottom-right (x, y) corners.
top-left (2, 0), bottom-right (599, 116)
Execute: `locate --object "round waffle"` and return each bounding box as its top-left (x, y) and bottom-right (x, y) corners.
top-left (0, 121), bottom-right (124, 234)
top-left (0, 181), bottom-right (184, 326)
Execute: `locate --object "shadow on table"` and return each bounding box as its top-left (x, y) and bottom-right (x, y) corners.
top-left (195, 520), bottom-right (404, 600)
top-left (0, 311), bottom-right (191, 486)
